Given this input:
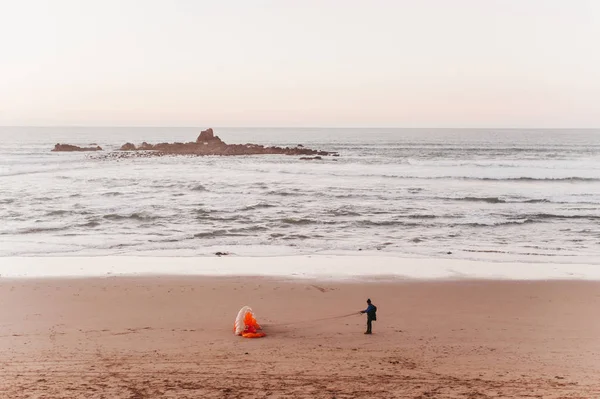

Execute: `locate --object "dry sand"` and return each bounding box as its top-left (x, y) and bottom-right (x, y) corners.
top-left (1, 276), bottom-right (599, 398)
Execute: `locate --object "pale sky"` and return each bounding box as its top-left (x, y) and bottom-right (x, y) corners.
top-left (1, 0), bottom-right (599, 127)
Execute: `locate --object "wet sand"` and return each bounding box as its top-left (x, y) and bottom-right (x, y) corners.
top-left (1, 277), bottom-right (599, 398)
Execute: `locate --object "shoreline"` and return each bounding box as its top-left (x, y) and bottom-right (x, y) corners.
top-left (1, 255), bottom-right (599, 280)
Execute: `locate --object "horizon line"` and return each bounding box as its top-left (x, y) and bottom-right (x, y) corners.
top-left (1, 125), bottom-right (600, 130)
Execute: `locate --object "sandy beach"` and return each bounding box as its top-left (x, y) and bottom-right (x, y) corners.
top-left (1, 273), bottom-right (599, 398)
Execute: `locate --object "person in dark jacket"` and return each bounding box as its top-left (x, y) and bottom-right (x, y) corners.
top-left (360, 298), bottom-right (377, 334)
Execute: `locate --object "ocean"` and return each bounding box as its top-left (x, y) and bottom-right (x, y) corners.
top-left (1, 127), bottom-right (599, 264)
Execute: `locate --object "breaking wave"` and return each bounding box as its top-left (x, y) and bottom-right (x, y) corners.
top-left (241, 202), bottom-right (276, 211)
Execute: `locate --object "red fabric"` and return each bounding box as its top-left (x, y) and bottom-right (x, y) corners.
top-left (242, 311), bottom-right (265, 338)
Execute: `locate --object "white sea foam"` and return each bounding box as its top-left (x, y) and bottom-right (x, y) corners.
top-left (1, 256), bottom-right (599, 281)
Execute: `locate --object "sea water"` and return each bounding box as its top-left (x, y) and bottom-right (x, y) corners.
top-left (1, 127), bottom-right (599, 264)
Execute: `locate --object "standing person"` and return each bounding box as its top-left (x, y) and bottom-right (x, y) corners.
top-left (360, 298), bottom-right (377, 334)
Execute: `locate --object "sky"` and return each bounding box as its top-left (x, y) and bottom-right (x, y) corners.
top-left (1, 0), bottom-right (599, 127)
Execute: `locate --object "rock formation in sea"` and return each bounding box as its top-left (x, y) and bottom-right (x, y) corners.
top-left (196, 128), bottom-right (221, 143)
top-left (117, 128), bottom-right (337, 157)
top-left (52, 144), bottom-right (103, 152)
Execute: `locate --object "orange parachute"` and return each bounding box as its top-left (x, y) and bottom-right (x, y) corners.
top-left (234, 306), bottom-right (266, 338)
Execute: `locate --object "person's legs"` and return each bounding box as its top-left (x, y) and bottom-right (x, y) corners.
top-left (365, 318), bottom-right (372, 334)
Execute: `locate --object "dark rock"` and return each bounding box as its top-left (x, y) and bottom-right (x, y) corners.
top-left (117, 128), bottom-right (339, 158)
top-left (52, 144), bottom-right (102, 152)
top-left (120, 143), bottom-right (136, 151)
top-left (196, 128), bottom-right (219, 143)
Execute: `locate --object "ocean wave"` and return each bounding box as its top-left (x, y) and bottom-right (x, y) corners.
top-left (444, 196), bottom-right (598, 205)
top-left (109, 243), bottom-right (140, 249)
top-left (447, 196), bottom-right (553, 204)
top-left (452, 196), bottom-right (507, 204)
top-left (193, 230), bottom-right (232, 239)
top-left (102, 191), bottom-right (123, 196)
top-left (408, 214), bottom-right (437, 219)
top-left (193, 226), bottom-right (267, 239)
top-left (198, 214), bottom-right (241, 222)
top-left (223, 167), bottom-right (600, 183)
top-left (358, 220), bottom-right (421, 227)
top-left (524, 213), bottom-right (600, 221)
top-left (241, 202), bottom-right (276, 211)
top-left (17, 226), bottom-right (70, 234)
top-left (103, 213), bottom-right (159, 221)
top-left (408, 160), bottom-right (600, 169)
top-left (279, 217), bottom-right (319, 225)
top-left (460, 216), bottom-right (596, 227)
top-left (191, 184), bottom-right (208, 191)
top-left (457, 219), bottom-right (536, 227)
top-left (148, 237), bottom-right (181, 243)
top-left (461, 248), bottom-right (565, 257)
top-left (289, 172), bottom-right (600, 182)
top-left (280, 234), bottom-right (323, 240)
top-left (46, 210), bottom-right (71, 216)
top-left (358, 217), bottom-right (534, 228)
top-left (327, 207), bottom-right (361, 217)
top-left (392, 176), bottom-right (600, 182)
top-left (267, 190), bottom-right (303, 197)
top-left (80, 220), bottom-right (101, 228)
top-left (193, 208), bottom-right (240, 221)
top-left (478, 177), bottom-right (600, 182)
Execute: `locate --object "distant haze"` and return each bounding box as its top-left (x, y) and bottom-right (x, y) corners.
top-left (1, 0), bottom-right (599, 127)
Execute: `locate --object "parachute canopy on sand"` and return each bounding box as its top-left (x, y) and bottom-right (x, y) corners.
top-left (234, 306), bottom-right (266, 338)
